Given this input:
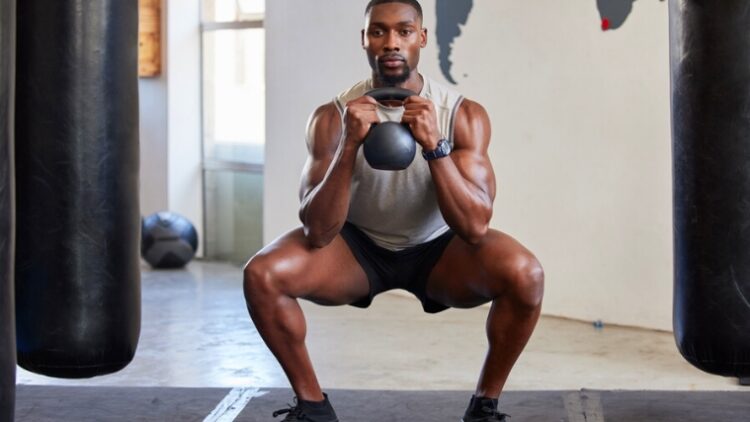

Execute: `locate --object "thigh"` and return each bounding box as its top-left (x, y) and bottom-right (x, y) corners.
top-left (425, 229), bottom-right (538, 308)
top-left (249, 228), bottom-right (370, 306)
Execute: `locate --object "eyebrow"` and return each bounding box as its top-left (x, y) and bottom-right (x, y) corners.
top-left (368, 20), bottom-right (419, 28)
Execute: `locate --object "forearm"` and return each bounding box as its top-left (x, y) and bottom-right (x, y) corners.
top-left (299, 141), bottom-right (360, 247)
top-left (429, 158), bottom-right (493, 244)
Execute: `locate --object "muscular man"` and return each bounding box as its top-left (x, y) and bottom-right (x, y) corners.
top-left (243, 1), bottom-right (544, 420)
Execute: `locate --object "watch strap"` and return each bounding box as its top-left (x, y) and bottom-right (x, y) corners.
top-left (422, 139), bottom-right (451, 161)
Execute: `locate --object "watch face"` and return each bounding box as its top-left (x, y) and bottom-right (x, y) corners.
top-left (435, 139), bottom-right (450, 157)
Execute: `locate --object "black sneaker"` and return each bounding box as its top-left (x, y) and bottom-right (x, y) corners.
top-left (272, 393), bottom-right (339, 422)
top-left (461, 395), bottom-right (510, 422)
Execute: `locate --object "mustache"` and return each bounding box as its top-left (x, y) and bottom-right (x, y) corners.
top-left (378, 54), bottom-right (405, 62)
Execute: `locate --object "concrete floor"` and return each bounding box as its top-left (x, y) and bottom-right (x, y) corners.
top-left (16, 261), bottom-right (746, 392)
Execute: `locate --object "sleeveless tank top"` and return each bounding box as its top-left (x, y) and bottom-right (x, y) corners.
top-left (333, 75), bottom-right (464, 250)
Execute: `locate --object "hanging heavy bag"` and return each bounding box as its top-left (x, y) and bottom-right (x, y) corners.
top-left (670, 0), bottom-right (750, 377)
top-left (0, 0), bottom-right (16, 416)
top-left (15, 0), bottom-right (141, 378)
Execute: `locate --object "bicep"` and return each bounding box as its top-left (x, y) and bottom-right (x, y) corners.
top-left (299, 156), bottom-right (334, 202)
top-left (451, 99), bottom-right (496, 201)
top-left (298, 103), bottom-right (343, 201)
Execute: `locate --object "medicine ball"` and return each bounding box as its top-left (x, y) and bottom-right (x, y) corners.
top-left (141, 212), bottom-right (198, 269)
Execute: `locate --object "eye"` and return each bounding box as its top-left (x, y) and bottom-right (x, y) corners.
top-left (369, 28), bottom-right (384, 36)
top-left (400, 29), bottom-right (413, 36)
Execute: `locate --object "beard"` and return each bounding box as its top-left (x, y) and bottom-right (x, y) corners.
top-left (374, 60), bottom-right (411, 86)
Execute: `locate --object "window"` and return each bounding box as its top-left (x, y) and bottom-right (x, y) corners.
top-left (201, 0), bottom-right (265, 263)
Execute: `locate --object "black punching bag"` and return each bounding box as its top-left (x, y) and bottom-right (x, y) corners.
top-left (670, 0), bottom-right (750, 377)
top-left (15, 0), bottom-right (141, 378)
top-left (0, 0), bottom-right (16, 417)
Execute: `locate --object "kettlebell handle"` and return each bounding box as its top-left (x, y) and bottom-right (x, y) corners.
top-left (362, 87), bottom-right (419, 171)
top-left (365, 87), bottom-right (417, 103)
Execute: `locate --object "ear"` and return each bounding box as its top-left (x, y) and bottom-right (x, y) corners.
top-left (420, 28), bottom-right (428, 48)
top-left (361, 29), bottom-right (366, 49)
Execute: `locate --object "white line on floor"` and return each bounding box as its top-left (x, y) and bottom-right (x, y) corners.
top-left (563, 391), bottom-right (605, 422)
top-left (204, 387), bottom-right (268, 422)
top-left (580, 390), bottom-right (605, 422)
top-left (564, 392), bottom-right (587, 422)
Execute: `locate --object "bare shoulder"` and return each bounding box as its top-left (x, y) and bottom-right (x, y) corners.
top-left (298, 102), bottom-right (343, 202)
top-left (454, 98), bottom-right (491, 151)
top-left (305, 102), bottom-right (343, 157)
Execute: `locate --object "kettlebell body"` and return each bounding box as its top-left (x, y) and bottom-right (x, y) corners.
top-left (363, 88), bottom-right (418, 171)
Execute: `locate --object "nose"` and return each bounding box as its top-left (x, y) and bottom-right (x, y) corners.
top-left (384, 30), bottom-right (400, 51)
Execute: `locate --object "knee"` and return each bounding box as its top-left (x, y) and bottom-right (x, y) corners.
top-left (503, 253), bottom-right (545, 310)
top-left (243, 254), bottom-right (287, 307)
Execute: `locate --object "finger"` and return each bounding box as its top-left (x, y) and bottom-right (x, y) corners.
top-left (403, 96), bottom-right (421, 106)
top-left (401, 117), bottom-right (424, 129)
top-left (346, 96), bottom-right (378, 108)
top-left (357, 110), bottom-right (379, 122)
top-left (403, 103), bottom-right (432, 112)
top-left (355, 104), bottom-right (378, 113)
top-left (351, 115), bottom-right (379, 127)
top-left (350, 100), bottom-right (377, 109)
top-left (345, 105), bottom-right (376, 118)
top-left (360, 95), bottom-right (380, 105)
top-left (401, 111), bottom-right (428, 120)
top-left (401, 114), bottom-right (426, 125)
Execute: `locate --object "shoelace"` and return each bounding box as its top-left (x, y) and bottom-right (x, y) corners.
top-left (272, 404), bottom-right (308, 420)
top-left (481, 406), bottom-right (511, 421)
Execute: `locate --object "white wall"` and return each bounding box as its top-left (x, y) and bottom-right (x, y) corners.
top-left (139, 78), bottom-right (168, 215)
top-left (265, 0), bottom-right (672, 330)
top-left (138, 1), bottom-right (169, 216)
top-left (139, 0), bottom-right (204, 255)
top-left (165, 0), bottom-right (203, 254)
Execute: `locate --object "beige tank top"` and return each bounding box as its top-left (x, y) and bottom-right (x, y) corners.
top-left (333, 75), bottom-right (464, 250)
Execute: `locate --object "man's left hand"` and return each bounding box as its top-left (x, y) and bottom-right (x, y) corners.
top-left (401, 96), bottom-right (441, 151)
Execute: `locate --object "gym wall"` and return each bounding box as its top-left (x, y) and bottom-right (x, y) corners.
top-left (139, 0), bottom-right (204, 255)
top-left (265, 0), bottom-right (672, 330)
top-left (139, 77), bottom-right (168, 216)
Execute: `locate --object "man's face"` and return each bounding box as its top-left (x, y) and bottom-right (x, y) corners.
top-left (362, 3), bottom-right (427, 86)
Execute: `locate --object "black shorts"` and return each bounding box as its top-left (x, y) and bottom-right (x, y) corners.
top-left (339, 222), bottom-right (455, 314)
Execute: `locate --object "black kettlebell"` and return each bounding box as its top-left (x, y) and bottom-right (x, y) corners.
top-left (363, 87), bottom-right (418, 171)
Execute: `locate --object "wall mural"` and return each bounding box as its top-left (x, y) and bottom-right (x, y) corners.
top-left (597, 0), bottom-right (665, 31)
top-left (434, 0), bottom-right (666, 84)
top-left (435, 0), bottom-right (473, 85)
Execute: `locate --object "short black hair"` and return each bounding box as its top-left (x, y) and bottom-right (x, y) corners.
top-left (365, 0), bottom-right (423, 21)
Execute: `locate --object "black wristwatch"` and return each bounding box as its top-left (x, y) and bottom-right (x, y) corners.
top-left (422, 139), bottom-right (452, 161)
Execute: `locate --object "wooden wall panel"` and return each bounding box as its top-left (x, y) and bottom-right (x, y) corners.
top-left (139, 0), bottom-right (161, 77)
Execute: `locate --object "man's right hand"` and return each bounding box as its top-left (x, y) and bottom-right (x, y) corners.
top-left (343, 95), bottom-right (380, 145)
